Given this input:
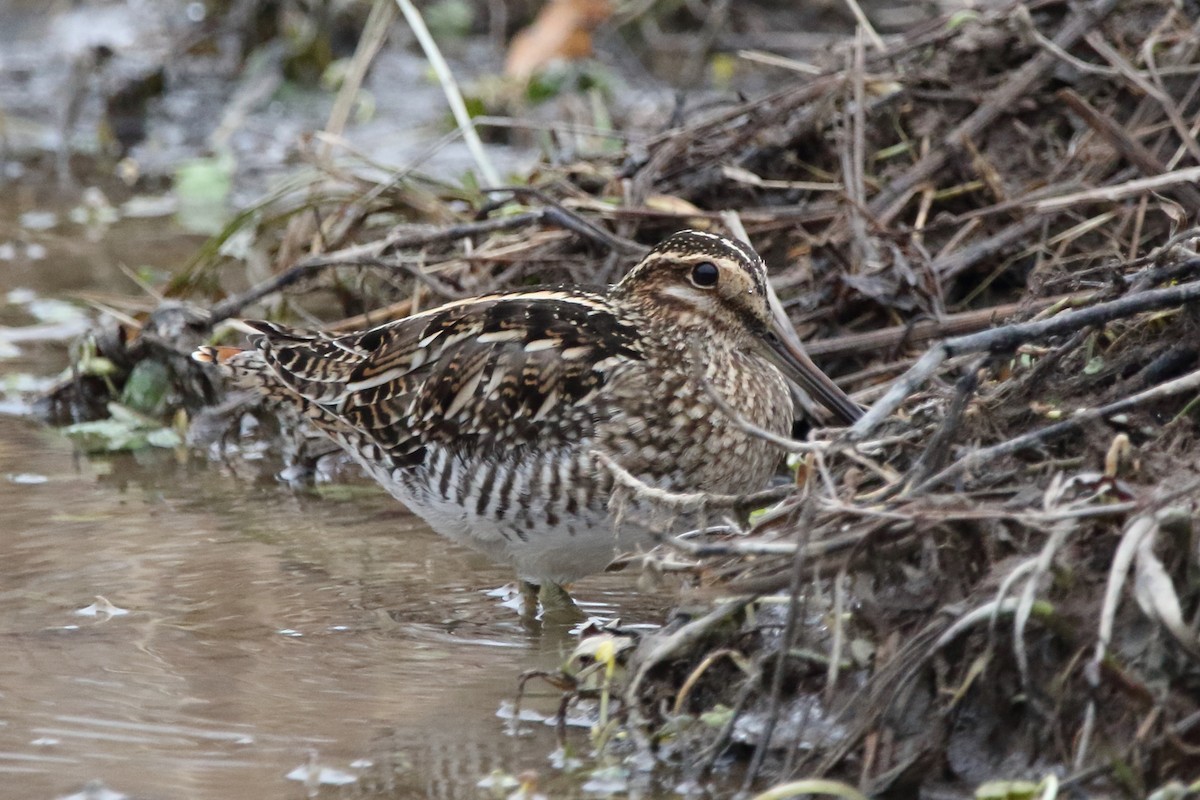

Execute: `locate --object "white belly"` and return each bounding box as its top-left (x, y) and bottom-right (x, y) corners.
top-left (348, 443), bottom-right (657, 584)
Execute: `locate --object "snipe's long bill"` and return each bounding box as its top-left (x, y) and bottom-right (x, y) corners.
top-left (193, 230), bottom-right (861, 594)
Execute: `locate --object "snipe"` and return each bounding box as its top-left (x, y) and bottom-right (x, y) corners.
top-left (194, 230), bottom-right (861, 606)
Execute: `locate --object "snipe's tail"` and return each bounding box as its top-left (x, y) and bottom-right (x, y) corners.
top-left (192, 319), bottom-right (320, 372)
top-left (192, 339), bottom-right (275, 391)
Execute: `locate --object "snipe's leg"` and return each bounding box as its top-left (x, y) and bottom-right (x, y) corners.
top-left (518, 579), bottom-right (585, 623)
top-left (518, 579), bottom-right (541, 621)
top-left (538, 581), bottom-right (586, 623)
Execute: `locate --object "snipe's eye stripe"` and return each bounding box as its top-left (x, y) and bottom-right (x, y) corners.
top-left (648, 230), bottom-right (768, 297)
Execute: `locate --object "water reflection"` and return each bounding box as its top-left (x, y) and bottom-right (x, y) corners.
top-left (0, 415), bottom-right (671, 799)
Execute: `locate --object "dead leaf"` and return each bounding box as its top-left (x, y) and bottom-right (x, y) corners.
top-left (505, 0), bottom-right (614, 81)
top-left (643, 194), bottom-right (711, 229)
top-left (1135, 526), bottom-right (1200, 661)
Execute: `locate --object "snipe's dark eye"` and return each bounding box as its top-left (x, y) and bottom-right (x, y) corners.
top-left (690, 261), bottom-right (719, 288)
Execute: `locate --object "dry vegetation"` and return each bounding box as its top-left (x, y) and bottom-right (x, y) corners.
top-left (41, 0), bottom-right (1200, 795)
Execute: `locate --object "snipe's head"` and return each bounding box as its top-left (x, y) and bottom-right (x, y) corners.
top-left (615, 229), bottom-right (863, 425)
top-left (615, 230), bottom-right (774, 336)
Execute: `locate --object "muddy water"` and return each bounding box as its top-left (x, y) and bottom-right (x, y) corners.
top-left (0, 412), bottom-right (677, 799)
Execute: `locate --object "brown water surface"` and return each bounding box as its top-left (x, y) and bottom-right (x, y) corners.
top-left (0, 413), bottom-right (673, 799)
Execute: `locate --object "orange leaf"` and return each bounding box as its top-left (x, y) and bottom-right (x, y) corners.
top-left (504, 0), bottom-right (614, 81)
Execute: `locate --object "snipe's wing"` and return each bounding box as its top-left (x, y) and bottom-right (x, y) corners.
top-left (242, 291), bottom-right (644, 466)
